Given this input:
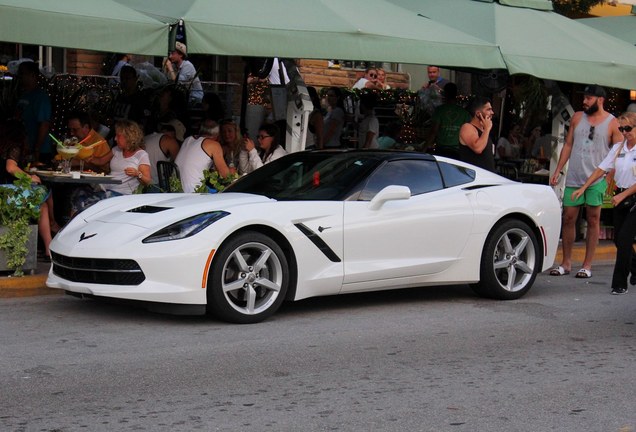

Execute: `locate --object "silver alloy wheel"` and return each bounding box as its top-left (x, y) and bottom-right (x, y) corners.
top-left (221, 241), bottom-right (284, 315)
top-left (491, 227), bottom-right (536, 292)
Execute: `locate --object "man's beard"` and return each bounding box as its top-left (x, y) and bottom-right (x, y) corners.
top-left (584, 102), bottom-right (599, 115)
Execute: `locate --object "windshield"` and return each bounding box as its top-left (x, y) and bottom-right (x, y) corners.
top-left (225, 151), bottom-right (382, 200)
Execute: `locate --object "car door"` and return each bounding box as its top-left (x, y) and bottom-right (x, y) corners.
top-left (342, 159), bottom-right (474, 289)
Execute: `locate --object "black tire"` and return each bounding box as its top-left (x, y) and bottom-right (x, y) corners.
top-left (472, 219), bottom-right (540, 300)
top-left (207, 232), bottom-right (289, 324)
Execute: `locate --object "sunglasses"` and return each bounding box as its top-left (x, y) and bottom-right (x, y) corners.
top-left (588, 126), bottom-right (595, 141)
top-left (257, 134), bottom-right (272, 140)
top-left (369, 74), bottom-right (377, 78)
top-left (618, 125), bottom-right (634, 133)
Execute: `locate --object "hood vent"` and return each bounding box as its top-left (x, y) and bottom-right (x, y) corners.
top-left (127, 205), bottom-right (172, 214)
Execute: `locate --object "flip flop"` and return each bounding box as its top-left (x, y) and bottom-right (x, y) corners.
top-left (549, 266), bottom-right (570, 276)
top-left (575, 268), bottom-right (592, 278)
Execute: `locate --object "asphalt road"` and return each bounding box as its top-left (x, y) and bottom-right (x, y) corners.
top-left (1, 265), bottom-right (634, 432)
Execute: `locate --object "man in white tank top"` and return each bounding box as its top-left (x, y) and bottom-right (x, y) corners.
top-left (175, 120), bottom-right (231, 193)
top-left (550, 85), bottom-right (623, 278)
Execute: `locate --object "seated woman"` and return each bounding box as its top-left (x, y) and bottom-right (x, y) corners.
top-left (239, 123), bottom-right (287, 174)
top-left (496, 123), bottom-right (522, 160)
top-left (0, 120), bottom-right (60, 260)
top-left (73, 120), bottom-right (151, 214)
top-left (219, 119), bottom-right (243, 172)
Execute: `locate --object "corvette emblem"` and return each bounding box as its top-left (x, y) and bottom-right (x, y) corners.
top-left (79, 232), bottom-right (97, 242)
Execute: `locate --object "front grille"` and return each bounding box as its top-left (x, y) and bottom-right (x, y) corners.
top-left (51, 252), bottom-right (146, 285)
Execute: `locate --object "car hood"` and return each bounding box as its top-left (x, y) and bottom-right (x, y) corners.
top-left (77, 192), bottom-right (273, 229)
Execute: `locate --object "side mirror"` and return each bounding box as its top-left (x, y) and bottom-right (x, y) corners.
top-left (368, 185), bottom-right (411, 210)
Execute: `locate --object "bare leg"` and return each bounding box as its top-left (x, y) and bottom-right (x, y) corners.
top-left (46, 195), bottom-right (61, 233)
top-left (581, 205), bottom-right (601, 271)
top-left (559, 206), bottom-right (580, 272)
top-left (38, 202), bottom-right (53, 257)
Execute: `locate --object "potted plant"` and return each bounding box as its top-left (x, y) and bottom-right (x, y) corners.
top-left (194, 170), bottom-right (239, 193)
top-left (0, 172), bottom-right (46, 276)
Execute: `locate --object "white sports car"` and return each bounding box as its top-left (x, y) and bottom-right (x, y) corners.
top-left (47, 150), bottom-right (561, 323)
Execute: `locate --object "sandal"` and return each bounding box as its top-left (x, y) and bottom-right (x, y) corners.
top-left (549, 266), bottom-right (570, 276)
top-left (575, 268), bottom-right (592, 278)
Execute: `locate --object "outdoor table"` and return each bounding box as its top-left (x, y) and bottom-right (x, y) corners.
top-left (34, 171), bottom-right (121, 186)
top-left (35, 171), bottom-right (122, 224)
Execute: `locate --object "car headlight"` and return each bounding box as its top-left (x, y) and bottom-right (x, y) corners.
top-left (142, 211), bottom-right (229, 243)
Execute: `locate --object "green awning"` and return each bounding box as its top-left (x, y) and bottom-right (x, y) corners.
top-left (0, 0), bottom-right (169, 56)
top-left (579, 15), bottom-right (636, 46)
top-left (116, 0), bottom-right (506, 69)
top-left (390, 0), bottom-right (636, 89)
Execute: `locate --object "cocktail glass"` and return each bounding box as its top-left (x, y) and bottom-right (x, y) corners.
top-left (57, 146), bottom-right (80, 173)
top-left (77, 145), bottom-right (95, 173)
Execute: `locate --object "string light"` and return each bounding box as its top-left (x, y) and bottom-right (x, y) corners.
top-left (45, 74), bottom-right (117, 137)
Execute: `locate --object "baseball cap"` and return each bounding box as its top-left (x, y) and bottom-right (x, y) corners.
top-left (579, 84), bottom-right (606, 98)
top-left (174, 41), bottom-right (187, 57)
top-left (160, 119), bottom-right (186, 142)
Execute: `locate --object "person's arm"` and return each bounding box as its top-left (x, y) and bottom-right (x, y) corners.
top-left (239, 138), bottom-right (262, 173)
top-left (614, 183), bottom-right (636, 207)
top-left (163, 58), bottom-right (176, 81)
top-left (550, 112), bottom-right (581, 186)
top-left (459, 117), bottom-right (491, 154)
top-left (89, 149), bottom-right (114, 167)
top-left (6, 159), bottom-right (40, 184)
top-left (609, 117), bottom-right (623, 145)
top-left (204, 139), bottom-right (231, 178)
top-left (571, 167), bottom-right (607, 201)
top-left (133, 163), bottom-right (152, 186)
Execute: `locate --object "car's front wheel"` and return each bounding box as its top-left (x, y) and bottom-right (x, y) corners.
top-left (207, 232), bottom-right (289, 324)
top-left (472, 219), bottom-right (540, 300)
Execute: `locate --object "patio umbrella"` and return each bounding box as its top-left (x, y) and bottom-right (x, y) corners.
top-left (115, 0), bottom-right (506, 70)
top-left (389, 0), bottom-right (636, 89)
top-left (0, 0), bottom-right (169, 56)
top-left (579, 15), bottom-right (636, 46)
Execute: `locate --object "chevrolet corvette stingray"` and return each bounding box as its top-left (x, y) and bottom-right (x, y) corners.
top-left (47, 150), bottom-right (561, 323)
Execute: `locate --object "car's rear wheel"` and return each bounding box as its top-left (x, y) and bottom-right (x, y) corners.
top-left (472, 219), bottom-right (539, 300)
top-left (207, 232), bottom-right (288, 324)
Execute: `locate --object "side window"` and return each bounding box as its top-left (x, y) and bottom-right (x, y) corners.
top-left (359, 159), bottom-right (444, 201)
top-left (438, 161), bottom-right (476, 188)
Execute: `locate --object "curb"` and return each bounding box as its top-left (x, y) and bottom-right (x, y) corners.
top-left (554, 241), bottom-right (616, 267)
top-left (0, 274), bottom-right (61, 298)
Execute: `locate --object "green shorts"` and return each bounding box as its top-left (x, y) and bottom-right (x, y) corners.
top-left (563, 179), bottom-right (606, 207)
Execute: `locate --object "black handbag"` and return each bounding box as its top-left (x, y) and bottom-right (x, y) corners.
top-left (617, 195), bottom-right (635, 211)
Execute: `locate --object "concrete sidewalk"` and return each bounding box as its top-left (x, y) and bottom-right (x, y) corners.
top-left (0, 240), bottom-right (618, 299)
